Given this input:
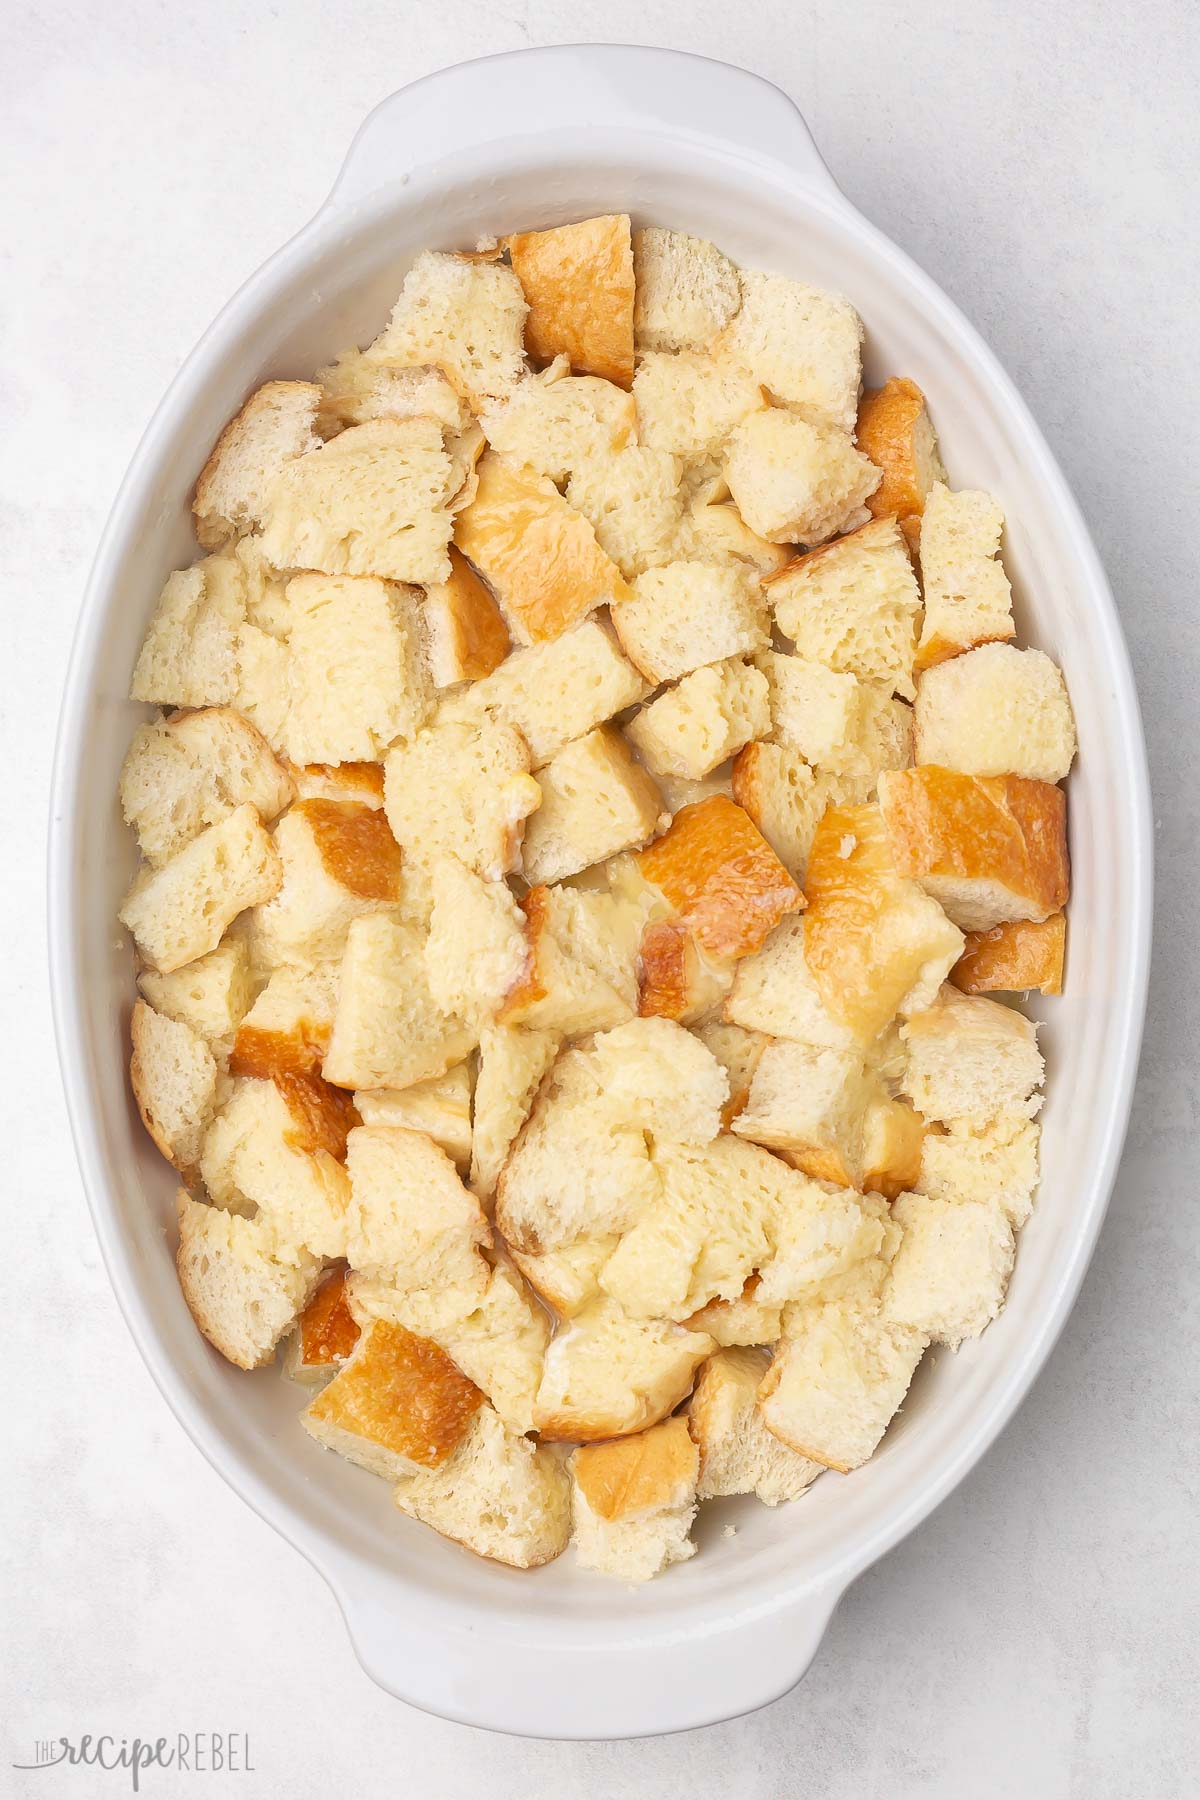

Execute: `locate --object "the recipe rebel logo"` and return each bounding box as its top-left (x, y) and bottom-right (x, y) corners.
top-left (11, 1734), bottom-right (254, 1790)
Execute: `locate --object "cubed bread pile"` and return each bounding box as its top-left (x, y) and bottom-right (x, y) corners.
top-left (119, 216), bottom-right (1075, 1581)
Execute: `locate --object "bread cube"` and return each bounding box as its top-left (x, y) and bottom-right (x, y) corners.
top-left (455, 452), bottom-right (627, 644)
top-left (259, 417), bottom-right (455, 587)
top-left (724, 409), bottom-right (879, 544)
top-left (884, 1192), bottom-right (1015, 1348)
top-left (636, 921), bottom-right (732, 1025)
top-left (533, 1299), bottom-right (713, 1441)
top-left (343, 1125), bottom-right (489, 1303)
top-left (302, 1318), bottom-right (483, 1478)
top-left (625, 657), bottom-right (770, 781)
top-left (758, 1303), bottom-right (927, 1472)
top-left (499, 883), bottom-right (637, 1037)
top-left (692, 1020), bottom-right (768, 1126)
top-left (383, 716), bottom-right (540, 882)
top-left (633, 351), bottom-right (763, 461)
top-left (637, 794), bottom-right (803, 959)
top-left (521, 726), bottom-right (666, 884)
top-left (288, 760), bottom-right (385, 808)
top-left (690, 1347), bottom-right (822, 1504)
top-left (368, 250), bottom-right (528, 408)
top-left (480, 363), bottom-right (637, 483)
top-left (229, 963), bottom-right (340, 1081)
top-left (803, 802), bottom-right (964, 1044)
top-left (509, 213), bottom-right (635, 388)
top-left (571, 1417), bottom-right (700, 1582)
top-left (510, 1234), bottom-right (617, 1321)
top-left (129, 1000), bottom-right (223, 1173)
top-left (916, 484), bottom-right (1014, 668)
top-left (316, 354), bottom-right (468, 435)
top-left (282, 1269), bottom-right (361, 1386)
top-left (582, 1015), bottom-right (728, 1146)
top-left (731, 744), bottom-right (840, 883)
top-left (119, 803), bottom-right (282, 974)
top-left (175, 1193), bottom-right (322, 1370)
top-left (444, 617), bottom-right (647, 767)
top-left (900, 985), bottom-right (1044, 1125)
top-left (138, 937), bottom-right (256, 1051)
top-left (684, 1275), bottom-right (782, 1348)
top-left (353, 1065), bottom-right (473, 1173)
top-left (733, 1041), bottom-right (875, 1186)
top-left (322, 914), bottom-right (476, 1092)
top-left (130, 560), bottom-right (243, 710)
top-left (725, 913), bottom-right (854, 1049)
top-left (393, 1403), bottom-right (571, 1568)
top-left (120, 707), bottom-right (293, 866)
top-left (856, 377), bottom-right (946, 542)
top-left (282, 574), bottom-right (434, 762)
top-left (470, 1024), bottom-right (561, 1199)
top-left (680, 495), bottom-right (792, 576)
top-left (914, 643), bottom-right (1077, 782)
top-left (233, 622), bottom-right (291, 753)
top-left (859, 1094), bottom-right (926, 1202)
top-left (765, 516), bottom-right (922, 699)
top-left (193, 380), bottom-right (322, 548)
top-left (249, 799), bottom-right (404, 969)
top-left (721, 270), bottom-right (864, 432)
top-left (916, 1111), bottom-right (1041, 1229)
top-left (199, 1074), bottom-right (355, 1257)
top-left (423, 856), bottom-right (527, 1026)
top-left (879, 766), bottom-right (1069, 934)
top-left (952, 913), bottom-right (1066, 996)
top-left (633, 227), bottom-right (742, 353)
top-left (565, 445), bottom-right (684, 579)
top-left (612, 559), bottom-right (769, 685)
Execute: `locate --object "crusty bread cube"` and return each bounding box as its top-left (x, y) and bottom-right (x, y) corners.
top-left (856, 377), bottom-right (946, 544)
top-left (323, 914), bottom-right (476, 1092)
top-left (765, 516), bottom-right (922, 699)
top-left (725, 914), bottom-right (854, 1049)
top-left (612, 559), bottom-right (769, 685)
top-left (636, 921), bottom-right (733, 1026)
top-left (914, 643), bottom-right (1077, 783)
top-left (393, 1402), bottom-right (571, 1568)
top-left (288, 760), bottom-right (385, 808)
top-left (690, 1347), bottom-right (822, 1504)
top-left (199, 1073), bottom-right (356, 1256)
top-left (422, 546), bottom-right (511, 689)
top-left (756, 1175), bottom-right (898, 1313)
top-left (193, 380), bottom-right (322, 548)
top-left (249, 799), bottom-right (404, 969)
top-left (509, 214), bottom-right (635, 388)
top-left (625, 657), bottom-right (769, 781)
top-left (343, 1126), bottom-right (490, 1307)
top-left (130, 1000), bottom-right (223, 1172)
top-left (758, 1302), bottom-right (927, 1471)
top-left (680, 496), bottom-right (792, 577)
top-left (454, 452), bottom-right (627, 644)
top-left (353, 1064), bottom-right (473, 1173)
top-left (878, 766), bottom-right (1069, 933)
top-left (480, 361), bottom-right (637, 483)
top-left (720, 269), bottom-right (864, 433)
top-left (283, 574), bottom-right (434, 762)
top-left (259, 417), bottom-right (455, 587)
top-left (423, 855), bottom-right (527, 1025)
top-left (952, 913), bottom-right (1066, 996)
top-left (684, 1275), bottom-right (782, 1347)
top-left (633, 352), bottom-right (763, 461)
top-left (724, 409), bottom-right (879, 544)
top-left (916, 484), bottom-right (1014, 669)
top-left (138, 937), bottom-right (256, 1051)
top-left (120, 707), bottom-right (293, 866)
top-left (916, 1111), bottom-right (1041, 1229)
top-left (130, 561), bottom-right (242, 709)
top-left (884, 1192), bottom-right (1015, 1348)
top-left (571, 1416), bottom-right (700, 1582)
top-left (444, 617), bottom-right (647, 767)
top-left (731, 744), bottom-right (840, 883)
top-left (692, 1020), bottom-right (767, 1126)
top-left (899, 985), bottom-right (1044, 1125)
top-left (302, 1318), bottom-right (482, 1478)
top-left (120, 803), bottom-right (282, 974)
top-left (733, 1041), bottom-right (876, 1185)
top-left (315, 354), bottom-right (469, 435)
top-left (565, 445), bottom-right (685, 580)
top-left (637, 794), bottom-right (803, 959)
top-left (534, 1299), bottom-right (713, 1441)
top-left (632, 227), bottom-right (741, 353)
top-left (383, 716), bottom-right (540, 882)
top-left (368, 250), bottom-right (528, 408)
top-left (470, 1025), bottom-right (560, 1200)
top-left (755, 651), bottom-right (860, 764)
top-left (521, 726), bottom-right (666, 885)
top-left (803, 802), bottom-right (964, 1044)
top-left (281, 1268), bottom-right (361, 1386)
top-left (859, 1094), bottom-right (925, 1202)
top-left (229, 963), bottom-right (340, 1081)
top-left (499, 884), bottom-right (636, 1037)
top-left (175, 1192), bottom-right (322, 1369)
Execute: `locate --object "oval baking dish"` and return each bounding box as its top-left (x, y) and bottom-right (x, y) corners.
top-left (48, 45), bottom-right (1151, 1738)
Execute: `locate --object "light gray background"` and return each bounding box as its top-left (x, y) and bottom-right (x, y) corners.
top-left (4, 2), bottom-right (1197, 1794)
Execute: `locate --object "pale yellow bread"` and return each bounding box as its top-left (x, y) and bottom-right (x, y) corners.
top-left (632, 227), bottom-right (741, 353)
top-left (758, 1301), bottom-right (927, 1472)
top-left (690, 1347), bottom-right (822, 1504)
top-left (916, 483), bottom-right (1015, 669)
top-left (392, 1403), bottom-right (571, 1569)
top-left (723, 409), bottom-right (879, 544)
top-left (247, 798), bottom-right (404, 970)
top-left (119, 706), bottom-right (293, 866)
top-left (899, 985), bottom-right (1044, 1126)
top-left (611, 559), bottom-right (769, 685)
top-left (571, 1416), bottom-right (700, 1582)
top-left (353, 1066), bottom-right (474, 1174)
top-left (883, 1192), bottom-right (1015, 1349)
top-left (129, 999), bottom-right (223, 1173)
top-left (192, 380), bottom-right (322, 548)
top-left (119, 804), bottom-right (282, 974)
top-left (719, 269), bottom-right (864, 432)
top-left (764, 516), bottom-right (922, 700)
top-left (175, 1192), bottom-right (323, 1370)
top-left (913, 643), bottom-right (1077, 783)
top-left (915, 1111), bottom-right (1040, 1229)
top-left (624, 657), bottom-right (770, 782)
top-left (533, 1299), bottom-right (712, 1441)
top-left (383, 715), bottom-right (540, 882)
top-left (323, 914), bottom-right (476, 1093)
top-left (520, 726), bottom-right (667, 885)
top-left (368, 249), bottom-right (528, 409)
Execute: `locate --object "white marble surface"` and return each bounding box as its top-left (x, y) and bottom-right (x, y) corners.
top-left (5, 1), bottom-right (1198, 1792)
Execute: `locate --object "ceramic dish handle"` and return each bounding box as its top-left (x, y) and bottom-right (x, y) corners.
top-left (330, 45), bottom-right (843, 208)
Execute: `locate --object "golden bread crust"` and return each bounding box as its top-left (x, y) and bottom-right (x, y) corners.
top-left (855, 377), bottom-right (937, 525)
top-left (297, 1268), bottom-right (361, 1368)
top-left (952, 913), bottom-right (1067, 995)
top-left (305, 1319), bottom-right (483, 1469)
top-left (571, 1416), bottom-right (699, 1520)
top-left (509, 214), bottom-right (635, 388)
top-left (637, 795), bottom-right (803, 960)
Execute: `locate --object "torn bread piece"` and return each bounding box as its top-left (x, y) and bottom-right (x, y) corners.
top-left (393, 1402), bottom-right (571, 1568)
top-left (283, 574), bottom-right (433, 763)
top-left (343, 1125), bottom-right (489, 1304)
top-left (193, 380), bottom-right (322, 548)
top-left (130, 1000), bottom-right (223, 1173)
top-left (916, 484), bottom-right (1014, 669)
top-left (534, 1300), bottom-right (713, 1441)
top-left (288, 760), bottom-right (385, 808)
top-left (625, 657), bottom-right (770, 782)
top-left (636, 920), bottom-right (733, 1026)
top-left (582, 1016), bottom-right (728, 1146)
top-left (633, 352), bottom-right (763, 461)
top-left (637, 794), bottom-right (803, 960)
top-left (884, 1192), bottom-right (1015, 1349)
top-left (732, 1040), bottom-right (878, 1181)
top-left (692, 1020), bottom-right (768, 1126)
top-left (571, 1416), bottom-right (700, 1582)
top-left (758, 1302), bottom-right (927, 1472)
top-left (914, 643), bottom-right (1077, 783)
top-left (499, 884), bottom-right (637, 1037)
top-left (383, 715), bottom-right (540, 882)
top-left (565, 444), bottom-right (685, 580)
top-left (754, 653), bottom-right (913, 794)
top-left (691, 1347), bottom-right (822, 1504)
top-left (856, 377), bottom-right (946, 545)
top-left (765, 517), bottom-right (922, 700)
top-left (323, 914), bottom-right (476, 1092)
top-left (422, 546), bottom-right (511, 688)
top-left (120, 707), bottom-right (293, 867)
top-left (521, 726), bottom-right (666, 885)
top-left (119, 804), bottom-right (282, 974)
top-left (470, 1024), bottom-right (561, 1200)
top-left (719, 269), bottom-right (864, 433)
top-left (723, 409), bottom-right (879, 544)
top-left (612, 559), bottom-right (769, 685)
top-left (282, 1267), bottom-right (361, 1386)
top-left (454, 452), bottom-right (628, 644)
top-left (249, 799), bottom-right (404, 969)
top-left (916, 1111), bottom-right (1041, 1229)
top-left (726, 913), bottom-right (855, 1050)
top-left (509, 213), bottom-right (635, 388)
top-left (199, 1074), bottom-right (356, 1257)
top-left (632, 227), bottom-right (741, 353)
top-left (138, 937), bottom-right (256, 1052)
top-left (423, 856), bottom-right (527, 1027)
top-left (899, 986), bottom-right (1044, 1125)
top-left (302, 1318), bottom-right (483, 1478)
top-left (952, 913), bottom-right (1066, 996)
top-left (878, 766), bottom-right (1069, 933)
top-left (176, 1192), bottom-right (323, 1370)
top-left (353, 1065), bottom-right (474, 1174)
top-left (130, 560), bottom-right (243, 710)
top-left (367, 250), bottom-right (528, 408)
top-left (510, 1233), bottom-right (617, 1321)
top-left (731, 745), bottom-right (839, 884)
top-left (480, 362), bottom-right (637, 483)
top-left (316, 354), bottom-right (469, 435)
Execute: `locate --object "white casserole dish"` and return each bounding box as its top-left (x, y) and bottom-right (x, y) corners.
top-left (48, 45), bottom-right (1152, 1738)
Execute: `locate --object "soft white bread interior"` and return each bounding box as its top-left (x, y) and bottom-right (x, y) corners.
top-left (520, 726), bottom-right (666, 885)
top-left (343, 1126), bottom-right (490, 1309)
top-left (316, 354), bottom-right (469, 435)
top-left (571, 1416), bottom-right (700, 1582)
top-left (633, 227), bottom-right (742, 353)
top-left (755, 653), bottom-right (913, 796)
top-left (175, 1191), bottom-right (322, 1370)
top-left (368, 250), bottom-right (528, 408)
top-left (229, 962), bottom-right (340, 1082)
top-left (732, 1040), bottom-right (878, 1186)
top-left (499, 883), bottom-right (638, 1037)
top-left (510, 1233), bottom-right (617, 1322)
top-left (883, 1191), bottom-right (1014, 1348)
top-left (580, 1016), bottom-right (728, 1146)
top-left (632, 351), bottom-right (763, 461)
top-left (423, 856), bottom-right (527, 1026)
top-left (119, 803), bottom-right (282, 974)
top-left (757, 1301), bottom-right (927, 1472)
top-left (534, 1298), bottom-right (713, 1441)
top-left (302, 1317), bottom-right (483, 1479)
top-left (856, 376), bottom-right (946, 540)
top-left (282, 574), bottom-right (433, 763)
top-left (130, 561), bottom-right (243, 710)
top-left (120, 707), bottom-right (293, 866)
top-left (392, 1402), bottom-right (572, 1569)
top-left (470, 1024), bottom-right (561, 1200)
top-left (323, 915), bottom-right (476, 1092)
top-left (383, 716), bottom-right (541, 882)
top-left (612, 559), bottom-right (769, 685)
top-left (193, 380), bottom-right (322, 547)
top-left (765, 516), bottom-right (922, 699)
top-left (899, 985), bottom-right (1044, 1125)
top-left (198, 1073), bottom-right (355, 1257)
top-left (353, 1065), bottom-right (473, 1174)
top-left (723, 409), bottom-right (878, 544)
top-left (690, 1346), bottom-right (822, 1504)
top-left (480, 361), bottom-right (636, 483)
top-left (138, 936), bottom-right (256, 1052)
top-left (692, 1020), bottom-right (768, 1125)
top-left (248, 798), bottom-right (404, 970)
top-left (129, 1000), bottom-right (223, 1172)
top-left (509, 213), bottom-right (636, 388)
top-left (719, 269), bottom-right (864, 433)
top-left (565, 444), bottom-right (684, 580)
top-left (725, 914), bottom-right (856, 1050)
top-left (916, 483), bottom-right (1014, 669)
top-left (914, 643), bottom-right (1077, 783)
top-left (681, 495), bottom-right (791, 577)
top-left (753, 1178), bottom-right (896, 1310)
top-left (684, 1275), bottom-right (782, 1347)
top-left (915, 1112), bottom-right (1040, 1229)
top-left (624, 656), bottom-right (770, 781)
top-left (730, 743), bottom-right (839, 883)
top-left (288, 760), bottom-right (386, 808)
